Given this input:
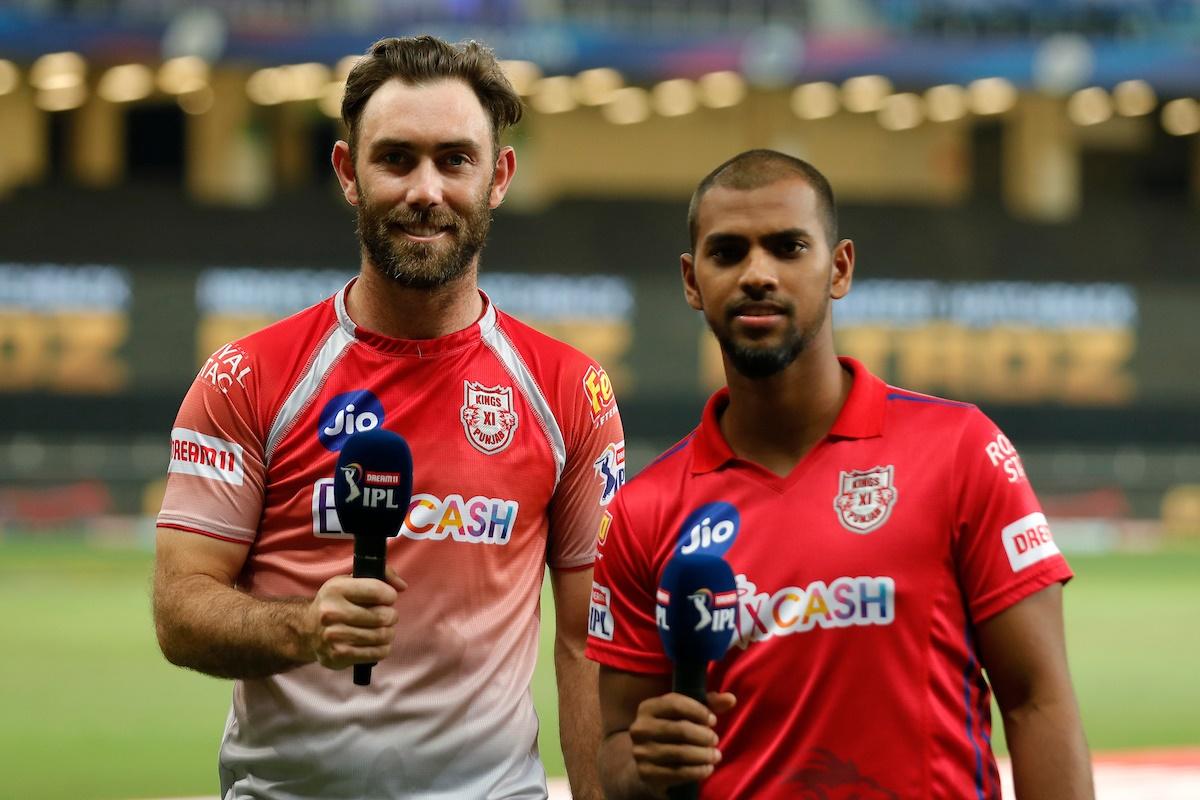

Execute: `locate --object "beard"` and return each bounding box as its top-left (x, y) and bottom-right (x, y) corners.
top-left (355, 182), bottom-right (493, 290)
top-left (709, 298), bottom-right (826, 380)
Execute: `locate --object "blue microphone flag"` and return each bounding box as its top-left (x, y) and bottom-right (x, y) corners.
top-left (332, 428), bottom-right (413, 538)
top-left (656, 553), bottom-right (738, 664)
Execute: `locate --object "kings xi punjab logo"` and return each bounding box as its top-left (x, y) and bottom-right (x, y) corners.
top-left (461, 381), bottom-right (519, 455)
top-left (834, 466), bottom-right (898, 534)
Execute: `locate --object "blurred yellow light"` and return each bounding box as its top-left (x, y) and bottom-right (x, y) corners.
top-left (574, 67), bottom-right (623, 106)
top-left (178, 86), bottom-right (214, 115)
top-left (36, 84), bottom-right (87, 112)
top-left (967, 77), bottom-right (1017, 115)
top-left (1066, 87), bottom-right (1113, 126)
top-left (0, 60), bottom-right (19, 96)
top-left (284, 62), bottom-right (331, 101)
top-left (530, 76), bottom-right (576, 114)
top-left (841, 75), bottom-right (892, 113)
top-left (790, 81), bottom-right (839, 120)
top-left (602, 86), bottom-right (651, 125)
top-left (335, 55), bottom-right (362, 82)
top-left (30, 52), bottom-right (86, 90)
top-left (878, 92), bottom-right (924, 130)
top-left (319, 80), bottom-right (345, 119)
top-left (1113, 79), bottom-right (1156, 117)
top-left (697, 71), bottom-right (746, 109)
top-left (1162, 98), bottom-right (1200, 136)
top-left (158, 56), bottom-right (209, 95)
top-left (97, 64), bottom-right (155, 103)
top-left (924, 84), bottom-right (967, 122)
top-left (652, 78), bottom-right (698, 117)
top-left (499, 59), bottom-right (541, 96)
top-left (246, 67), bottom-right (288, 105)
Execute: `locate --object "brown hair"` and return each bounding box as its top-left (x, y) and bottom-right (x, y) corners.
top-left (687, 149), bottom-right (838, 251)
top-left (341, 35), bottom-right (523, 158)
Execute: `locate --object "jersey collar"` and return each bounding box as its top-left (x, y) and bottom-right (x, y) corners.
top-left (691, 356), bottom-right (887, 474)
top-left (334, 278), bottom-right (497, 356)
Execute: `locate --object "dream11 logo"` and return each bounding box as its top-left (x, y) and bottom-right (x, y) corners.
top-left (317, 390), bottom-right (385, 451)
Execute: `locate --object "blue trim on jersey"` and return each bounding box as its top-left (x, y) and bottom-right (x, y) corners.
top-left (886, 392), bottom-right (972, 408)
top-left (963, 622), bottom-right (987, 800)
top-left (646, 432), bottom-right (696, 470)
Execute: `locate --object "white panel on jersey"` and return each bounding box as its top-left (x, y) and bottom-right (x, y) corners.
top-left (480, 303), bottom-right (567, 485)
top-left (265, 323), bottom-right (355, 465)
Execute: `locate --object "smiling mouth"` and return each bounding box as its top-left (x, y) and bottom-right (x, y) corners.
top-left (393, 224), bottom-right (452, 241)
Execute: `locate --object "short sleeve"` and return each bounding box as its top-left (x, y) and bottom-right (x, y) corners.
top-left (546, 360), bottom-right (626, 571)
top-left (953, 408), bottom-right (1073, 624)
top-left (156, 342), bottom-right (267, 544)
top-left (585, 495), bottom-right (672, 675)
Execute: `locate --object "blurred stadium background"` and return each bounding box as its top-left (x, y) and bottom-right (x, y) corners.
top-left (1, 0), bottom-right (1198, 798)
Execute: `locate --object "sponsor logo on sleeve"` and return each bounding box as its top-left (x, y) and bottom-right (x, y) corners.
top-left (461, 381), bottom-right (519, 455)
top-left (1001, 512), bottom-right (1060, 572)
top-left (317, 390), bottom-right (385, 452)
top-left (582, 365), bottom-right (617, 426)
top-left (985, 432), bottom-right (1028, 483)
top-left (596, 510), bottom-right (613, 549)
top-left (833, 466), bottom-right (898, 534)
top-left (199, 343), bottom-right (252, 395)
top-left (593, 441), bottom-right (626, 505)
top-left (588, 582), bottom-right (615, 641)
top-left (169, 427), bottom-right (244, 485)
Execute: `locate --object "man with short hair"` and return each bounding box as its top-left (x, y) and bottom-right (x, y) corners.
top-left (154, 35), bottom-right (618, 799)
top-left (587, 149), bottom-right (1093, 799)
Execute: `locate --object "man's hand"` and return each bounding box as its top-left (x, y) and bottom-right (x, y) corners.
top-left (628, 691), bottom-right (737, 793)
top-left (305, 568), bottom-right (407, 670)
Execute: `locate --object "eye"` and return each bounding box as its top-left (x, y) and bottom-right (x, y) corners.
top-left (380, 151), bottom-right (406, 167)
top-left (444, 153), bottom-right (470, 168)
top-left (708, 240), bottom-right (748, 264)
top-left (776, 239), bottom-right (807, 257)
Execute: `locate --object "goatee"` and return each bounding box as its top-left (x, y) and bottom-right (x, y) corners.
top-left (356, 184), bottom-right (493, 289)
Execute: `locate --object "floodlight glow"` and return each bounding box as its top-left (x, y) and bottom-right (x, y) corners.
top-left (1113, 80), bottom-right (1156, 117)
top-left (697, 71), bottom-right (746, 109)
top-left (924, 84), bottom-right (967, 122)
top-left (0, 60), bottom-right (19, 96)
top-left (1162, 98), bottom-right (1200, 136)
top-left (574, 67), bottom-right (623, 106)
top-left (499, 60), bottom-right (541, 96)
top-left (530, 76), bottom-right (576, 114)
top-left (158, 56), bottom-right (209, 95)
top-left (841, 75), bottom-right (892, 113)
top-left (967, 77), bottom-right (1017, 115)
top-left (878, 92), bottom-right (924, 130)
top-left (652, 78), bottom-right (698, 117)
top-left (602, 87), bottom-right (651, 125)
top-left (790, 82), bottom-right (838, 120)
top-left (98, 64), bottom-right (155, 103)
top-left (1066, 87), bottom-right (1112, 126)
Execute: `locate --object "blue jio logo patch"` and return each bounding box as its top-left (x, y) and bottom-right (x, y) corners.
top-left (676, 502), bottom-right (740, 557)
top-left (317, 390), bottom-right (385, 451)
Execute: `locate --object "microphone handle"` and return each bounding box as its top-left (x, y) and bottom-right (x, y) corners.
top-left (668, 659), bottom-right (709, 800)
top-left (352, 534), bottom-right (388, 687)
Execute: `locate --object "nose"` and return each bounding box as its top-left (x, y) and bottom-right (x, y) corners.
top-left (738, 248), bottom-right (779, 296)
top-left (404, 158), bottom-right (444, 209)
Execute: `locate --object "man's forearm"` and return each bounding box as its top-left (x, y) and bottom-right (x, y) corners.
top-left (598, 731), bottom-right (662, 800)
top-left (555, 646), bottom-right (604, 800)
top-left (1004, 698), bottom-right (1094, 800)
top-left (154, 573), bottom-right (313, 680)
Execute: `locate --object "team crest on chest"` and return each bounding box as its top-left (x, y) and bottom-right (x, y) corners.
top-left (833, 466), bottom-right (898, 534)
top-left (461, 381), bottom-right (519, 455)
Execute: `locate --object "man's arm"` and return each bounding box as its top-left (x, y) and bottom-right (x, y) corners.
top-left (550, 565), bottom-right (604, 800)
top-left (977, 583), bottom-right (1094, 800)
top-left (153, 526), bottom-right (404, 680)
top-left (597, 665), bottom-right (733, 800)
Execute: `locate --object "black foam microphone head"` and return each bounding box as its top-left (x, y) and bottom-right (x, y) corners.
top-left (333, 428), bottom-right (413, 539)
top-left (656, 553), bottom-right (738, 664)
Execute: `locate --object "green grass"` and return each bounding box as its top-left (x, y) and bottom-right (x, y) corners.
top-left (2, 538), bottom-right (1197, 798)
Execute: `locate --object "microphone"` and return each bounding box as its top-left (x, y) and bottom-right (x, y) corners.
top-left (656, 553), bottom-right (738, 800)
top-left (332, 428), bottom-right (413, 686)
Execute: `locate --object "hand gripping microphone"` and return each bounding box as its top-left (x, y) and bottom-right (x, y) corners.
top-left (656, 553), bottom-right (738, 800)
top-left (332, 428), bottom-right (413, 687)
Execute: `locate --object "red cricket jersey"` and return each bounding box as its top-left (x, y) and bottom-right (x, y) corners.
top-left (159, 281), bottom-right (624, 799)
top-left (587, 357), bottom-right (1071, 799)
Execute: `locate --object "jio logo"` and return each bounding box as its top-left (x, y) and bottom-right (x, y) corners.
top-left (677, 502), bottom-right (740, 557)
top-left (317, 390), bottom-right (384, 451)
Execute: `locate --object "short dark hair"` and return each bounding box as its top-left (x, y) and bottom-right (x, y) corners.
top-left (341, 35), bottom-right (524, 158)
top-left (687, 149), bottom-right (838, 251)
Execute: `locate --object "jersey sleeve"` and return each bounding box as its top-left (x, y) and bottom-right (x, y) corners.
top-left (546, 361), bottom-right (626, 571)
top-left (156, 342), bottom-right (267, 544)
top-left (585, 493), bottom-right (672, 675)
top-left (952, 408), bottom-right (1073, 624)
